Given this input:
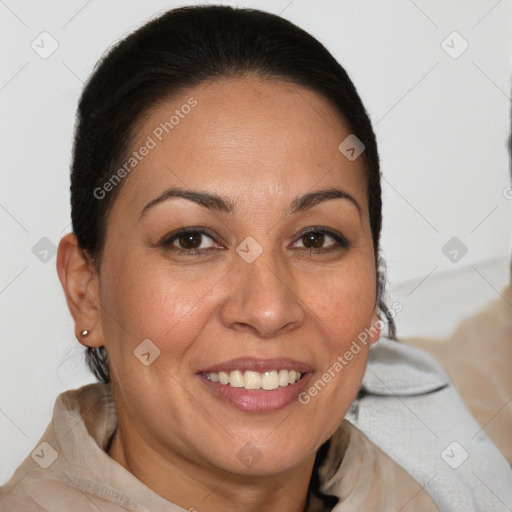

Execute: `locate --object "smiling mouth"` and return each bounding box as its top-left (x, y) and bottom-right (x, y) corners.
top-left (201, 369), bottom-right (303, 391)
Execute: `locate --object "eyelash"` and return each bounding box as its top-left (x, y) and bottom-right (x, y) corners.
top-left (159, 226), bottom-right (350, 256)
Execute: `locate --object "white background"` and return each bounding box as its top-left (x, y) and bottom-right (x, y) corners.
top-left (1, 0), bottom-right (511, 484)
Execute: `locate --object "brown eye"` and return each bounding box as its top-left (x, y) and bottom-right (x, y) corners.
top-left (302, 232), bottom-right (325, 249)
top-left (294, 228), bottom-right (349, 253)
top-left (177, 232), bottom-right (203, 250)
top-left (160, 228), bottom-right (218, 254)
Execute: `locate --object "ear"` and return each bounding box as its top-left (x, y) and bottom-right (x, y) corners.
top-left (56, 233), bottom-right (103, 348)
top-left (368, 311), bottom-right (382, 345)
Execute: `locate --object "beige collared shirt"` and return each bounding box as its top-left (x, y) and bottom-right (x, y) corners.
top-left (0, 383), bottom-right (438, 511)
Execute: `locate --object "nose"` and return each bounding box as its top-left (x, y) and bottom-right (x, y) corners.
top-left (220, 246), bottom-right (306, 338)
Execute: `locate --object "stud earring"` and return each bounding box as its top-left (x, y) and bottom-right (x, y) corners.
top-left (80, 329), bottom-right (90, 336)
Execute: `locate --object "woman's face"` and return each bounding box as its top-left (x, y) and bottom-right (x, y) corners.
top-left (95, 77), bottom-right (379, 475)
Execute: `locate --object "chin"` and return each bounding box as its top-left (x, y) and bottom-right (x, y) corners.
top-left (207, 434), bottom-right (319, 477)
top-left (221, 451), bottom-right (310, 478)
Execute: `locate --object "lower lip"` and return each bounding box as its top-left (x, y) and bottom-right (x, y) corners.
top-left (198, 373), bottom-right (313, 413)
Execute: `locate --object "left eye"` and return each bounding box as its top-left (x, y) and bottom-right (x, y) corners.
top-left (294, 230), bottom-right (342, 251)
top-left (161, 229), bottom-right (218, 253)
top-left (292, 227), bottom-right (350, 253)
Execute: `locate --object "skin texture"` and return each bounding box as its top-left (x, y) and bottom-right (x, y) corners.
top-left (57, 76), bottom-right (381, 512)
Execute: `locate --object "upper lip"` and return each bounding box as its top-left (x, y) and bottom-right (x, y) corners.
top-left (198, 357), bottom-right (313, 374)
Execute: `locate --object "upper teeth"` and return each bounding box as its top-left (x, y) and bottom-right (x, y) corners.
top-left (202, 369), bottom-right (302, 390)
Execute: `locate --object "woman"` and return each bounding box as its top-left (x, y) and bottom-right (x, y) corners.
top-left (0, 5), bottom-right (510, 511)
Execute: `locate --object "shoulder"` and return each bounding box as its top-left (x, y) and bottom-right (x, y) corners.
top-left (346, 336), bottom-right (512, 511)
top-left (0, 466), bottom-right (108, 512)
top-left (0, 383), bottom-right (121, 512)
top-left (318, 420), bottom-right (440, 511)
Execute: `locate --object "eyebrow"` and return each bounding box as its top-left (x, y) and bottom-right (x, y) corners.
top-left (138, 186), bottom-right (362, 220)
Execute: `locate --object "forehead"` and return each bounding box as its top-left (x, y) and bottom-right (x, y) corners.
top-left (112, 76), bottom-right (368, 219)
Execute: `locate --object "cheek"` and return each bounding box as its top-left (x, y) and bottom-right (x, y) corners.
top-left (101, 244), bottom-right (376, 337)
top-left (98, 254), bottom-right (220, 367)
top-left (302, 258), bottom-right (375, 408)
top-left (309, 257), bottom-right (377, 338)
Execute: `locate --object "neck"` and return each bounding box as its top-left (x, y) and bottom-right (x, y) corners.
top-left (107, 422), bottom-right (317, 512)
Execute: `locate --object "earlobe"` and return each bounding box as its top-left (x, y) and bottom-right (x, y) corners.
top-left (369, 312), bottom-right (382, 345)
top-left (56, 233), bottom-right (103, 348)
